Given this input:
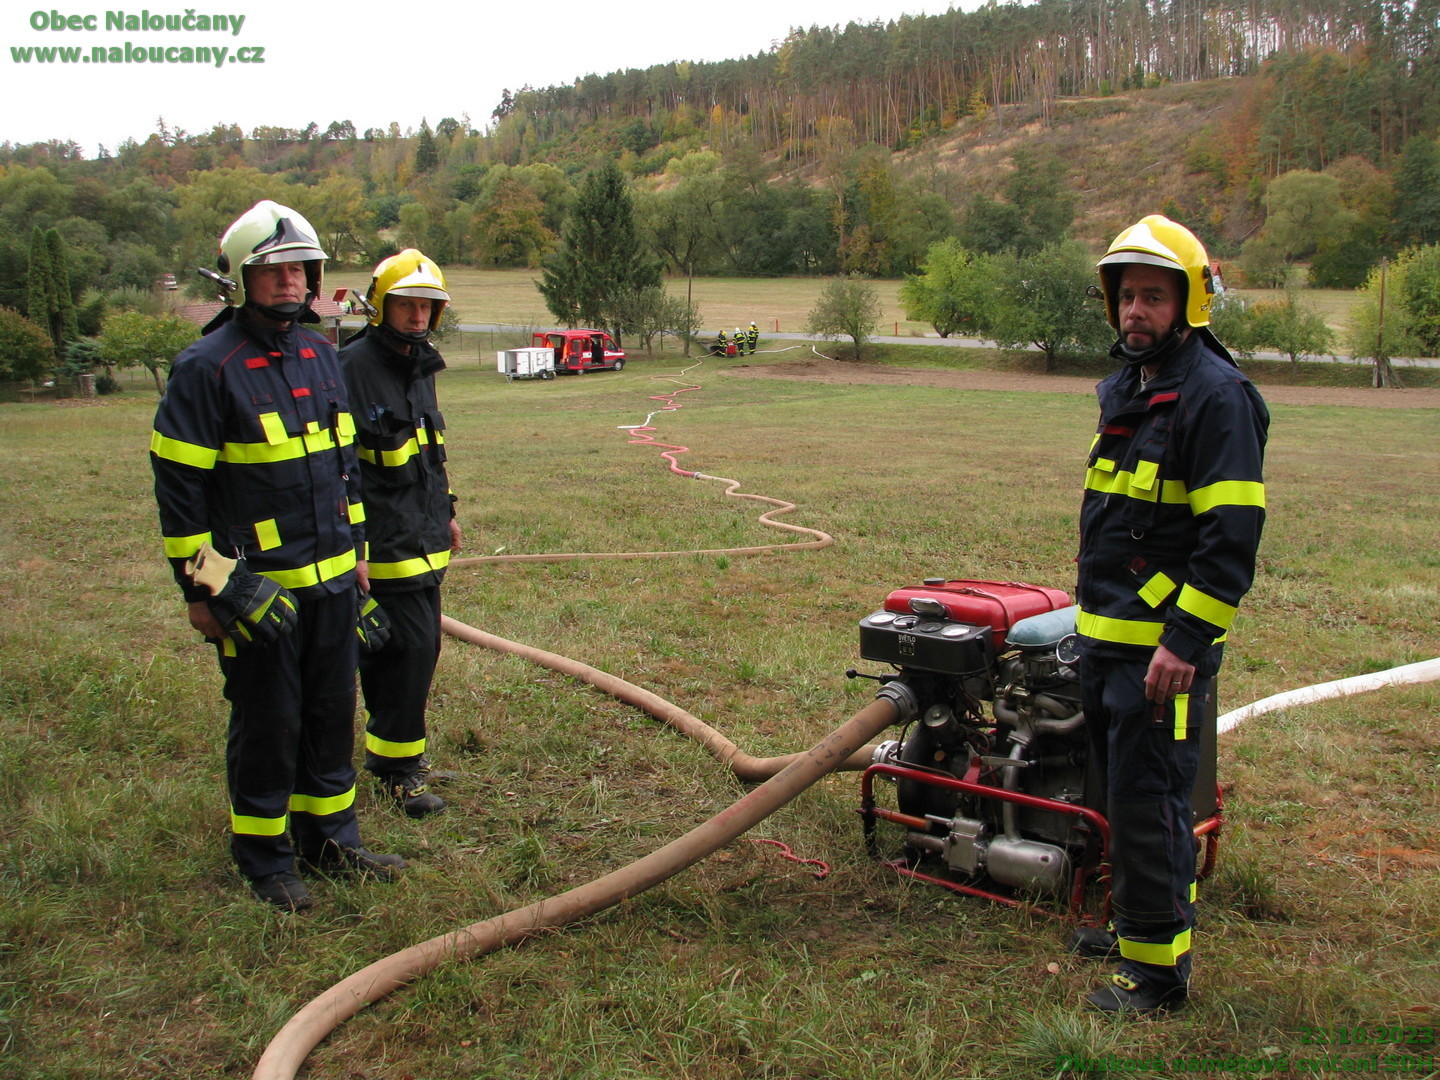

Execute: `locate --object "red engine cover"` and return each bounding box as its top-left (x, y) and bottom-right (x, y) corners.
top-left (882, 579), bottom-right (1072, 640)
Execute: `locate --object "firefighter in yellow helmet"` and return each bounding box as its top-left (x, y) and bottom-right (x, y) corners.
top-left (340, 249), bottom-right (461, 817)
top-left (151, 200), bottom-right (403, 910)
top-left (1072, 216), bottom-right (1268, 1012)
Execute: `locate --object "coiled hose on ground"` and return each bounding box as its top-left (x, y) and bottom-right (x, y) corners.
top-left (251, 684), bottom-right (904, 1080)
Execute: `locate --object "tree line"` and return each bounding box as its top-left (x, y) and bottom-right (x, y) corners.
top-left (2, 0), bottom-right (1440, 386)
top-left (492, 0), bottom-right (1438, 166)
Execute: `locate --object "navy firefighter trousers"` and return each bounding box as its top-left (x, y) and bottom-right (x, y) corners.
top-left (1081, 656), bottom-right (1212, 994)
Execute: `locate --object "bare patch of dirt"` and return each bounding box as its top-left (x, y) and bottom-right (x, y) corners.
top-left (726, 359), bottom-right (1440, 408)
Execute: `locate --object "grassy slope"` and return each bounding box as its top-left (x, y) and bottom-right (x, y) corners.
top-left (1, 351), bottom-right (1436, 1078)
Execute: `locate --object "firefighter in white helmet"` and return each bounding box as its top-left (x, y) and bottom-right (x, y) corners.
top-left (151, 200), bottom-right (404, 910)
top-left (340, 249), bottom-right (461, 817)
top-left (1072, 215), bottom-right (1268, 1012)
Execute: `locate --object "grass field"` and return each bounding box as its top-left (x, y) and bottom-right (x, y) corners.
top-left (1, 348), bottom-right (1436, 1079)
top-left (426, 269), bottom-right (927, 338)
top-left (381, 268), bottom-right (1362, 343)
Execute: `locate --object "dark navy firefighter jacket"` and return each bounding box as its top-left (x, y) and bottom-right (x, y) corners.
top-left (1076, 327), bottom-right (1269, 678)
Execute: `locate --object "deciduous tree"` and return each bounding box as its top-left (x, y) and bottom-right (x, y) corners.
top-left (99, 310), bottom-right (199, 394)
top-left (1246, 290), bottom-right (1335, 365)
top-left (0, 306), bottom-right (55, 383)
top-left (1344, 249), bottom-right (1438, 379)
top-left (984, 241), bottom-right (1111, 370)
top-left (806, 275), bottom-right (882, 360)
top-left (898, 238), bottom-right (992, 338)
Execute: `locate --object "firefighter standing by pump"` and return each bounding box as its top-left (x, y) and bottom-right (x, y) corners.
top-left (150, 200), bottom-right (404, 911)
top-left (340, 250), bottom-right (462, 818)
top-left (745, 321), bottom-right (759, 355)
top-left (1073, 215), bottom-right (1268, 1014)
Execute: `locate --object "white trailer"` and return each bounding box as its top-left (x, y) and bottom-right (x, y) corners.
top-left (496, 346), bottom-right (556, 381)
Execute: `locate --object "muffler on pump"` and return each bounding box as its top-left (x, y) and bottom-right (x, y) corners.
top-left (852, 579), bottom-right (1221, 923)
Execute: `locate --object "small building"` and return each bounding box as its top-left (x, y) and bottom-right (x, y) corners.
top-left (176, 297), bottom-right (349, 345)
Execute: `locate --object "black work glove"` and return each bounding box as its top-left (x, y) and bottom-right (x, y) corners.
top-left (186, 542), bottom-right (299, 648)
top-left (357, 590), bottom-right (391, 652)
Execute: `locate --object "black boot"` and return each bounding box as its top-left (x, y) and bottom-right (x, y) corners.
top-left (379, 763), bottom-right (446, 818)
top-left (302, 842), bottom-right (406, 882)
top-left (248, 869), bottom-right (315, 911)
top-left (1085, 970), bottom-right (1188, 1015)
top-left (1068, 924), bottom-right (1120, 960)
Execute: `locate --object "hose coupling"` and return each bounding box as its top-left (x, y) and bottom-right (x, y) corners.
top-left (875, 679), bottom-right (919, 724)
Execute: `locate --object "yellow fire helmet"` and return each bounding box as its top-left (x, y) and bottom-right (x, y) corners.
top-left (365, 248), bottom-right (450, 333)
top-left (1095, 215), bottom-right (1214, 330)
top-left (215, 200), bottom-right (327, 310)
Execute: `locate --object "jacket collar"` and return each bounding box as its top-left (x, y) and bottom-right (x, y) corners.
top-left (348, 324), bottom-right (446, 379)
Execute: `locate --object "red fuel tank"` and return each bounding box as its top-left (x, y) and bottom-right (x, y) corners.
top-left (882, 579), bottom-right (1072, 640)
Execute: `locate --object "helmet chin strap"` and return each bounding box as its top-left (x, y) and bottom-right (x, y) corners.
top-left (250, 301), bottom-right (304, 322)
top-left (378, 322), bottom-right (430, 346)
top-left (1110, 325), bottom-right (1187, 369)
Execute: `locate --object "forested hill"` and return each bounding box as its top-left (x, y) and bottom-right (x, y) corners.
top-left (2, 0), bottom-right (1438, 321)
top-left (491, 0), bottom-right (1437, 169)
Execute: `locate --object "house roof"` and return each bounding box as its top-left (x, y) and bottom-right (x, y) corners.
top-left (175, 298), bottom-right (347, 328)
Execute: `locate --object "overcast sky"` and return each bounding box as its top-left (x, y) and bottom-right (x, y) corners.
top-left (4, 0), bottom-right (972, 158)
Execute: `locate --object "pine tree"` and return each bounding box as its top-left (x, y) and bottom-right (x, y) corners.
top-left (537, 160), bottom-right (661, 343)
top-left (1392, 136), bottom-right (1440, 248)
top-left (415, 121), bottom-right (439, 174)
top-left (26, 227), bottom-right (55, 342)
top-left (45, 229), bottom-right (78, 348)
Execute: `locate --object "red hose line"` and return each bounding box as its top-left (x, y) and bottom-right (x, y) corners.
top-left (449, 365), bottom-right (833, 568)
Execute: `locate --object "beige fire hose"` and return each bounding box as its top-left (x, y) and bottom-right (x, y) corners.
top-left (440, 616), bottom-right (877, 780)
top-left (251, 691), bottom-right (904, 1080)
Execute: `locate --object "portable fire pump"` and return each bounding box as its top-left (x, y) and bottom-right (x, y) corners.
top-left (852, 579), bottom-right (1220, 924)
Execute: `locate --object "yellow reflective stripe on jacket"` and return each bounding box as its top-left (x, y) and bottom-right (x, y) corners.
top-left (1084, 463), bottom-right (1189, 505)
top-left (357, 427), bottom-right (443, 469)
top-left (1119, 929), bottom-right (1192, 967)
top-left (1176, 584), bottom-right (1238, 631)
top-left (366, 731), bottom-right (427, 759)
top-left (290, 785), bottom-right (356, 817)
top-left (1189, 479), bottom-right (1266, 515)
top-left (1076, 607), bottom-right (1164, 647)
top-left (219, 425), bottom-right (347, 466)
top-left (163, 531), bottom-right (211, 559)
top-left (1174, 693), bottom-right (1190, 740)
top-left (1137, 572), bottom-right (1177, 608)
top-left (348, 500), bottom-right (365, 525)
top-left (150, 429), bottom-right (218, 470)
top-left (231, 810), bottom-right (287, 837)
top-left (366, 549), bottom-right (452, 581)
top-left (262, 549), bottom-right (357, 590)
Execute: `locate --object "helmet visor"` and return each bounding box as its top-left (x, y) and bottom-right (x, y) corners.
top-left (249, 247), bottom-right (326, 266)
